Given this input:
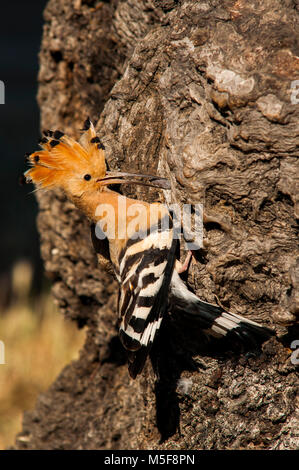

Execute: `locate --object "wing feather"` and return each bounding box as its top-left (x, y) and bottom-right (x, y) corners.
top-left (118, 219), bottom-right (177, 378)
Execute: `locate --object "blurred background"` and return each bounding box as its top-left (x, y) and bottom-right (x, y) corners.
top-left (0, 1), bottom-right (85, 449)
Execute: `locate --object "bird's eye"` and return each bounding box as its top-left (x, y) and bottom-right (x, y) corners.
top-left (84, 174), bottom-right (91, 181)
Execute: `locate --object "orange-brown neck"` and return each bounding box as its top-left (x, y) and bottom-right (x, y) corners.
top-left (69, 188), bottom-right (148, 262)
top-left (70, 188), bottom-right (149, 232)
top-left (68, 187), bottom-right (169, 268)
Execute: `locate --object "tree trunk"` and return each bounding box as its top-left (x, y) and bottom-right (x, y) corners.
top-left (15, 0), bottom-right (298, 450)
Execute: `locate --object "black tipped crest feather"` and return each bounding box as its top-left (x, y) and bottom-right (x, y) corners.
top-left (50, 140), bottom-right (60, 148)
top-left (53, 130), bottom-right (64, 139)
top-left (82, 117), bottom-right (91, 131)
top-left (90, 136), bottom-right (100, 143)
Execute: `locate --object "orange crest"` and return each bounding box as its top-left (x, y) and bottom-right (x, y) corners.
top-left (24, 118), bottom-right (106, 191)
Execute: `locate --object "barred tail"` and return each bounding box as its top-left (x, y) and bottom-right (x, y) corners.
top-left (170, 271), bottom-right (274, 346)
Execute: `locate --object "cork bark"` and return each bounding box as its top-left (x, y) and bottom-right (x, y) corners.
top-left (15, 0), bottom-right (298, 450)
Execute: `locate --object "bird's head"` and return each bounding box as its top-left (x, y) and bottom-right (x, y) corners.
top-left (24, 118), bottom-right (170, 200)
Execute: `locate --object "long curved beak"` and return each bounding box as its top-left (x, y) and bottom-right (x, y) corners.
top-left (96, 171), bottom-right (171, 190)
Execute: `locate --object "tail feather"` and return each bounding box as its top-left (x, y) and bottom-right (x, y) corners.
top-left (170, 271), bottom-right (274, 346)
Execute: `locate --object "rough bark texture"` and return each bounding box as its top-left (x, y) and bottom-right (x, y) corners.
top-left (15, 0), bottom-right (298, 450)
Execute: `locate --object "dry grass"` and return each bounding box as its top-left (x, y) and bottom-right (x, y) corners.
top-left (0, 260), bottom-right (86, 449)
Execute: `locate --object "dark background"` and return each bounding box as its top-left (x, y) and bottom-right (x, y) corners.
top-left (0, 1), bottom-right (48, 303)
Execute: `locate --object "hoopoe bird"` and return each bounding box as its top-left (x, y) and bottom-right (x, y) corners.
top-left (23, 118), bottom-right (274, 378)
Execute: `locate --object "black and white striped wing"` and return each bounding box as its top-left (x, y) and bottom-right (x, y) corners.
top-left (118, 227), bottom-right (177, 378)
